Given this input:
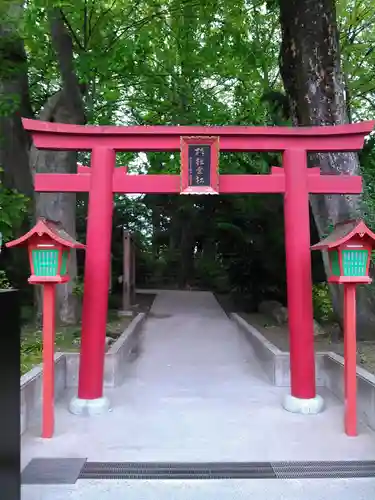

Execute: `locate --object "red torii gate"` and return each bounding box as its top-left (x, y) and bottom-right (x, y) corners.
top-left (23, 117), bottom-right (374, 417)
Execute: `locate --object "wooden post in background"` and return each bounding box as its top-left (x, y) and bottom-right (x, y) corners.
top-left (122, 230), bottom-right (131, 313)
top-left (131, 237), bottom-right (136, 302)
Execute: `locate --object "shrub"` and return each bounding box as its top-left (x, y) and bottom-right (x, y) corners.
top-left (72, 278), bottom-right (84, 298)
top-left (0, 270), bottom-right (11, 289)
top-left (312, 283), bottom-right (335, 323)
top-left (21, 336), bottom-right (43, 375)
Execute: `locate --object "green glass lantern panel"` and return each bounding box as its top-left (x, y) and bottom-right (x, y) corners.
top-left (329, 250), bottom-right (341, 276)
top-left (32, 249), bottom-right (59, 276)
top-left (342, 249), bottom-right (368, 277)
top-left (60, 250), bottom-right (70, 275)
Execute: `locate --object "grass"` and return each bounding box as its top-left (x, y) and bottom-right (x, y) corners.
top-left (20, 292), bottom-right (156, 376)
top-left (20, 308), bottom-right (132, 375)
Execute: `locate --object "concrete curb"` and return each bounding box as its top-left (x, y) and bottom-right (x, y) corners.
top-left (231, 312), bottom-right (375, 431)
top-left (323, 352), bottom-right (375, 431)
top-left (231, 313), bottom-right (326, 387)
top-left (65, 312), bottom-right (146, 388)
top-left (20, 312), bottom-right (146, 435)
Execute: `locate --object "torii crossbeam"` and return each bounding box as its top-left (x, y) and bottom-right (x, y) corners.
top-left (35, 164), bottom-right (361, 194)
top-left (24, 117), bottom-right (374, 418)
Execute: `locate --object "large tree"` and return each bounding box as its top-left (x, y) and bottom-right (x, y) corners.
top-left (0, 1), bottom-right (37, 296)
top-left (29, 7), bottom-right (86, 324)
top-left (1, 0), bottom-right (165, 322)
top-left (278, 0), bottom-right (375, 338)
top-left (0, 1), bottom-right (33, 197)
top-left (0, 1), bottom-right (85, 323)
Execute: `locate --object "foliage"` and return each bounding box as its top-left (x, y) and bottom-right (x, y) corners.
top-left (337, 0), bottom-right (375, 121)
top-left (20, 308), bottom-right (132, 374)
top-left (72, 278), bottom-right (84, 299)
top-left (21, 336), bottom-right (43, 375)
top-left (194, 256), bottom-right (230, 292)
top-left (312, 283), bottom-right (335, 323)
top-left (0, 171), bottom-right (30, 291)
top-left (360, 135), bottom-right (375, 237)
top-left (0, 270), bottom-right (11, 289)
top-left (20, 327), bottom-right (82, 375)
top-left (0, 171), bottom-right (29, 242)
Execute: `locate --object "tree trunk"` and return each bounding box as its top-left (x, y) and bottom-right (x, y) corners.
top-left (279, 0), bottom-right (375, 339)
top-left (0, 1), bottom-right (33, 197)
top-left (178, 220), bottom-right (195, 288)
top-left (0, 1), bottom-right (34, 288)
top-left (202, 238), bottom-right (216, 260)
top-left (31, 8), bottom-right (86, 325)
top-left (151, 204), bottom-right (161, 258)
top-left (30, 100), bottom-right (79, 324)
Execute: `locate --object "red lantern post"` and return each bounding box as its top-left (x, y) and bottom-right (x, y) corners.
top-left (6, 218), bottom-right (85, 438)
top-left (312, 219), bottom-right (375, 436)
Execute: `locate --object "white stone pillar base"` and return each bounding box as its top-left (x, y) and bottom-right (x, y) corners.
top-left (69, 396), bottom-right (110, 416)
top-left (283, 394), bottom-right (324, 415)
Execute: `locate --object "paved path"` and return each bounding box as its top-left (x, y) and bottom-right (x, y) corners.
top-left (21, 291), bottom-right (375, 499)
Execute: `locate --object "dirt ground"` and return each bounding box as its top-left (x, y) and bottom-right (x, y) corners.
top-left (241, 312), bottom-right (375, 376)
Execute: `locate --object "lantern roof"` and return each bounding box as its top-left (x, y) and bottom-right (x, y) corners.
top-left (6, 218), bottom-right (85, 249)
top-left (311, 219), bottom-right (375, 251)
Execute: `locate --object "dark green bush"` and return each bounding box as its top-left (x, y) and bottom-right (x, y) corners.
top-left (312, 283), bottom-right (335, 323)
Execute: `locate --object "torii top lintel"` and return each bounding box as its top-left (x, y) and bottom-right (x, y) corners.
top-left (22, 118), bottom-right (374, 152)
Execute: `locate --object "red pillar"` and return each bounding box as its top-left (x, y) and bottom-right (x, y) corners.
top-left (283, 149), bottom-right (316, 401)
top-left (42, 283), bottom-right (56, 438)
top-left (344, 283), bottom-right (357, 436)
top-left (78, 147), bottom-right (115, 400)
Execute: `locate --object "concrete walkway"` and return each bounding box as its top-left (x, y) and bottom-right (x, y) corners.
top-left (21, 290), bottom-right (375, 499)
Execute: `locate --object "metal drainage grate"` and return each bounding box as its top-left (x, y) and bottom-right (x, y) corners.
top-left (271, 460), bottom-right (375, 479)
top-left (80, 461), bottom-right (275, 480)
top-left (79, 461), bottom-right (375, 480)
top-left (21, 459), bottom-right (375, 483)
